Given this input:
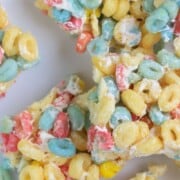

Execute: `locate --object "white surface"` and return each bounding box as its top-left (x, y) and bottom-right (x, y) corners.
top-left (0, 1), bottom-right (180, 180)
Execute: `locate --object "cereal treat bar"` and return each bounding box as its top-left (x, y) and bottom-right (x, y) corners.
top-left (0, 6), bottom-right (39, 98)
top-left (130, 164), bottom-right (166, 180)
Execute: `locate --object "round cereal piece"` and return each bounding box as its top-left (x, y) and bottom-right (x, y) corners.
top-left (86, 164), bottom-right (99, 180)
top-left (121, 89), bottom-right (147, 116)
top-left (102, 0), bottom-right (118, 17)
top-left (19, 164), bottom-right (44, 180)
top-left (48, 138), bottom-right (76, 157)
top-left (99, 161), bottom-right (121, 179)
top-left (18, 33), bottom-right (39, 62)
top-left (158, 84), bottom-right (180, 112)
top-left (113, 16), bottom-right (141, 47)
top-left (113, 121), bottom-right (139, 149)
top-left (145, 8), bottom-right (169, 33)
top-left (133, 79), bottom-right (162, 104)
top-left (143, 0), bottom-right (155, 13)
top-left (0, 7), bottom-right (8, 29)
top-left (70, 130), bottom-right (87, 151)
top-left (173, 36), bottom-right (180, 57)
top-left (161, 119), bottom-right (180, 149)
top-left (44, 163), bottom-right (65, 180)
top-left (68, 153), bottom-right (91, 179)
top-left (135, 136), bottom-right (163, 156)
top-left (2, 27), bottom-right (22, 56)
top-left (162, 70), bottom-right (180, 85)
top-left (0, 59), bottom-right (18, 82)
top-left (18, 139), bottom-right (46, 161)
top-left (113, 0), bottom-right (130, 21)
top-left (138, 60), bottom-right (164, 80)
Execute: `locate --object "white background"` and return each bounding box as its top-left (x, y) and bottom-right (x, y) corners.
top-left (0, 1), bottom-right (180, 179)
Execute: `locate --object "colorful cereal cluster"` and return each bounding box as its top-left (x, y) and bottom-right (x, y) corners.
top-left (35, 0), bottom-right (180, 55)
top-left (0, 6), bottom-right (39, 98)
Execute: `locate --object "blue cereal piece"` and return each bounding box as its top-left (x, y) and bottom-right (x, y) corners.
top-left (160, 0), bottom-right (179, 19)
top-left (149, 105), bottom-right (170, 125)
top-left (110, 106), bottom-right (132, 129)
top-left (0, 168), bottom-right (11, 180)
top-left (17, 57), bottom-right (39, 70)
top-left (161, 27), bottom-right (173, 42)
top-left (0, 116), bottom-right (14, 134)
top-left (157, 49), bottom-right (180, 69)
top-left (138, 60), bottom-right (164, 80)
top-left (39, 107), bottom-right (59, 131)
top-left (0, 154), bottom-right (12, 170)
top-left (48, 138), bottom-right (76, 157)
top-left (77, 0), bottom-right (102, 9)
top-left (104, 76), bottom-right (119, 100)
top-left (101, 18), bottom-right (116, 41)
top-left (68, 0), bottom-right (85, 17)
top-left (67, 104), bottom-right (85, 130)
top-left (145, 8), bottom-right (169, 33)
top-left (87, 37), bottom-right (109, 56)
top-left (52, 8), bottom-right (72, 23)
top-left (143, 0), bottom-right (155, 13)
top-left (0, 59), bottom-right (18, 82)
top-left (128, 72), bottom-right (142, 84)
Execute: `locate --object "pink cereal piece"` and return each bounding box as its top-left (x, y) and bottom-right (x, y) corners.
top-left (1, 133), bottom-right (20, 152)
top-left (174, 11), bottom-right (180, 35)
top-left (44, 0), bottom-right (62, 6)
top-left (52, 112), bottom-right (70, 138)
top-left (0, 46), bottom-right (4, 65)
top-left (115, 64), bottom-right (130, 91)
top-left (87, 126), bottom-right (114, 151)
top-left (170, 104), bottom-right (180, 119)
top-left (53, 91), bottom-right (73, 109)
top-left (14, 111), bottom-right (33, 139)
top-left (61, 16), bottom-right (82, 32)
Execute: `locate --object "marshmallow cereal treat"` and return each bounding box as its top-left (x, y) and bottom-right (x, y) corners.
top-left (0, 6), bottom-right (39, 98)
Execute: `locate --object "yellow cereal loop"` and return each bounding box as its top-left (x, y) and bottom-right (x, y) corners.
top-left (70, 130), bottom-right (87, 151)
top-left (44, 153), bottom-right (68, 166)
top-left (135, 137), bottom-right (163, 156)
top-left (19, 164), bottom-right (44, 180)
top-left (99, 161), bottom-right (121, 179)
top-left (86, 164), bottom-right (99, 180)
top-left (89, 95), bottom-right (116, 126)
top-left (133, 79), bottom-right (162, 104)
top-left (121, 89), bottom-right (147, 116)
top-left (161, 70), bottom-right (180, 85)
top-left (44, 163), bottom-right (65, 180)
top-left (173, 37), bottom-right (180, 57)
top-left (0, 7), bottom-right (8, 29)
top-left (102, 0), bottom-right (118, 17)
top-left (18, 33), bottom-right (39, 61)
top-left (92, 55), bottom-right (120, 75)
top-left (2, 27), bottom-right (22, 56)
top-left (18, 139), bottom-right (46, 162)
top-left (68, 153), bottom-right (91, 179)
top-left (161, 119), bottom-right (180, 149)
top-left (113, 0), bottom-right (130, 21)
top-left (158, 84), bottom-right (180, 112)
top-left (140, 33), bottom-right (161, 49)
top-left (113, 122), bottom-right (139, 149)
